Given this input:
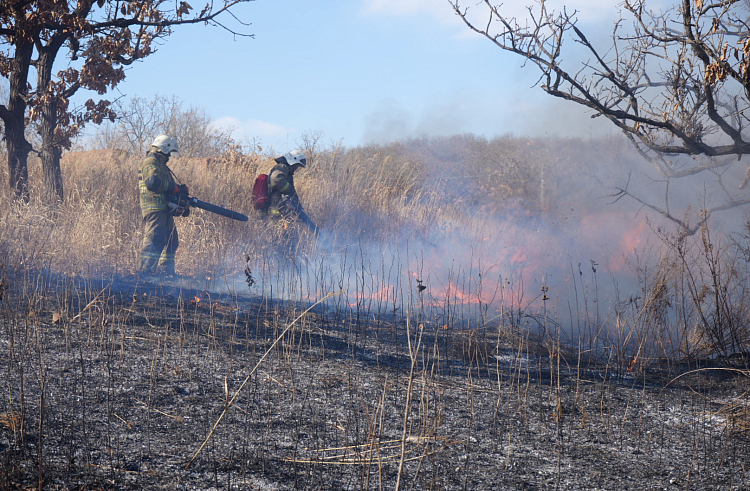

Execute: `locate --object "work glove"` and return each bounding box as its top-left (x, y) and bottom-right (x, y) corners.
top-left (173, 183), bottom-right (189, 195)
top-left (168, 191), bottom-right (191, 217)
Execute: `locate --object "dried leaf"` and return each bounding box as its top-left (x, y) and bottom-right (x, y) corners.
top-left (177, 1), bottom-right (193, 19)
top-left (0, 412), bottom-right (21, 430)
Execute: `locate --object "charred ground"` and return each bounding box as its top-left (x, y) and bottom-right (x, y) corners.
top-left (1, 273), bottom-right (749, 490)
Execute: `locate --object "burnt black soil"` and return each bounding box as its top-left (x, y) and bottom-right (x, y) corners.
top-left (1, 274), bottom-right (750, 490)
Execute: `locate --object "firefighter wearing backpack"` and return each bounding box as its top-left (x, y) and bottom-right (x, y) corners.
top-left (266, 150), bottom-right (318, 233)
top-left (137, 135), bottom-right (189, 276)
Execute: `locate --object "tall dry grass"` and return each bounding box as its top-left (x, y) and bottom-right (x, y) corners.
top-left (0, 134), bottom-right (749, 361)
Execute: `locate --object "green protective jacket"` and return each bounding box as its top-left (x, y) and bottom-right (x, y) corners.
top-left (138, 150), bottom-right (177, 218)
top-left (268, 162), bottom-right (297, 214)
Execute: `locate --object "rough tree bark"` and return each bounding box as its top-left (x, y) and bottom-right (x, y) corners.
top-left (1, 24), bottom-right (33, 198)
top-left (36, 35), bottom-right (67, 202)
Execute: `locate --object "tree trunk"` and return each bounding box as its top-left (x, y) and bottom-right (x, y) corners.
top-left (40, 137), bottom-right (63, 203)
top-left (6, 122), bottom-right (31, 200)
top-left (38, 97), bottom-right (64, 202)
top-left (4, 40), bottom-right (33, 200)
top-left (37, 50), bottom-right (65, 202)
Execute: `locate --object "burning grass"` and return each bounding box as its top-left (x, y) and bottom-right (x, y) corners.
top-left (1, 134), bottom-right (750, 488)
top-left (1, 134), bottom-right (749, 363)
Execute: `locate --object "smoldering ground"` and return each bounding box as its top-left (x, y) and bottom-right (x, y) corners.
top-left (1, 269), bottom-right (749, 490)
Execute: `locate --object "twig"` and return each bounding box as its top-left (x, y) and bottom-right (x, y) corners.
top-left (185, 291), bottom-right (342, 469)
top-left (71, 288), bottom-right (107, 322)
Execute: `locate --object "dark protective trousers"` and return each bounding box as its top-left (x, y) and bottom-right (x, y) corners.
top-left (137, 211), bottom-right (178, 275)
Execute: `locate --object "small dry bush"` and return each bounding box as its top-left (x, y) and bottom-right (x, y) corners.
top-left (593, 220), bottom-right (750, 372)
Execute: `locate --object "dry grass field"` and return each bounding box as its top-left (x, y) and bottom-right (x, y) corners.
top-left (1, 134), bottom-right (750, 489)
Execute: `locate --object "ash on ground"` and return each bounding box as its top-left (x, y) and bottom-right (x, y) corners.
top-left (1, 279), bottom-right (749, 490)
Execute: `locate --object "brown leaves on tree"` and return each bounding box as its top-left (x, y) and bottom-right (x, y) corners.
top-left (0, 0), bottom-right (252, 199)
top-left (705, 61), bottom-right (728, 85)
top-left (705, 38), bottom-right (750, 86)
top-left (740, 38), bottom-right (750, 84)
top-left (176, 1), bottom-right (192, 19)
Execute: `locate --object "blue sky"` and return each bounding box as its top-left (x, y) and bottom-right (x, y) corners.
top-left (111, 0), bottom-right (627, 150)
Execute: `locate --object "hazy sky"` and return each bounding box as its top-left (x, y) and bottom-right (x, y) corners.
top-left (110, 0), bottom-right (631, 151)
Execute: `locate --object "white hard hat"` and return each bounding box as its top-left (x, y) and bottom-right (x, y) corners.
top-left (151, 135), bottom-right (179, 154)
top-left (283, 150), bottom-right (307, 167)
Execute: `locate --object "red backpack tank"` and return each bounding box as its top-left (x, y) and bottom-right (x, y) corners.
top-left (251, 173), bottom-right (270, 210)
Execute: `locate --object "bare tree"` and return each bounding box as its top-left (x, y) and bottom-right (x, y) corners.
top-left (93, 95), bottom-right (234, 158)
top-left (0, 0), bottom-right (253, 202)
top-left (449, 0), bottom-right (750, 234)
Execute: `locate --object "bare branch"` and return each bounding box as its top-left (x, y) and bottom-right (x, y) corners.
top-left (450, 0), bottom-right (750, 234)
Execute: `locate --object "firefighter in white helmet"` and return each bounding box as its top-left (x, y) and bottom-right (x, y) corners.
top-left (137, 134), bottom-right (190, 276)
top-left (265, 150), bottom-right (318, 233)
